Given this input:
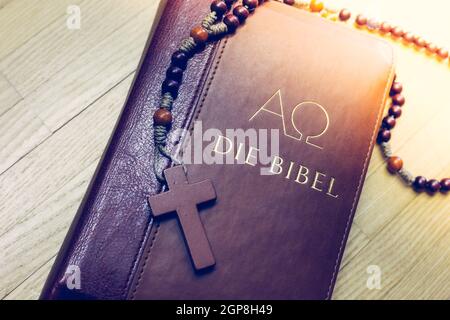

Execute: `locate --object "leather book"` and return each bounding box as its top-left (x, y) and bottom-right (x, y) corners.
top-left (41, 0), bottom-right (395, 300)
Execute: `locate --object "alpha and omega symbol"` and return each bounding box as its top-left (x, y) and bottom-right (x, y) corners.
top-left (249, 89), bottom-right (330, 149)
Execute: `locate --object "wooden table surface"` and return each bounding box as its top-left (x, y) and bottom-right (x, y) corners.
top-left (0, 0), bottom-right (448, 300)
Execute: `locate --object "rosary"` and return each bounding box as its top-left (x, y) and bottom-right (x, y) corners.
top-left (151, 0), bottom-right (450, 195)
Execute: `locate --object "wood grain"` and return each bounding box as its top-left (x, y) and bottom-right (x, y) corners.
top-left (0, 73), bottom-right (21, 116)
top-left (0, 75), bottom-right (133, 299)
top-left (0, 101), bottom-right (51, 174)
top-left (0, 0), bottom-right (79, 61)
top-left (0, 0), bottom-right (149, 97)
top-left (0, 0), bottom-right (448, 300)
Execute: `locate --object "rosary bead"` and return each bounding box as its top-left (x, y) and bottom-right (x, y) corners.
top-left (413, 176), bottom-right (428, 191)
top-left (382, 116), bottom-right (396, 129)
top-left (389, 105), bottom-right (402, 118)
top-left (310, 0), bottom-right (324, 12)
top-left (380, 22), bottom-right (392, 33)
top-left (392, 94), bottom-right (405, 106)
top-left (390, 82), bottom-right (403, 96)
top-left (223, 14), bottom-right (240, 32)
top-left (338, 9), bottom-right (351, 21)
top-left (387, 156), bottom-right (403, 174)
top-left (162, 79), bottom-right (180, 97)
top-left (391, 26), bottom-right (405, 38)
top-left (355, 14), bottom-right (367, 26)
top-left (437, 48), bottom-right (449, 59)
top-left (233, 5), bottom-right (250, 22)
top-left (427, 179), bottom-right (441, 193)
top-left (367, 18), bottom-right (380, 30)
top-left (190, 26), bottom-right (209, 44)
top-left (166, 66), bottom-right (184, 82)
top-left (171, 51), bottom-right (188, 70)
top-left (441, 178), bottom-right (450, 192)
top-left (153, 108), bottom-right (173, 126)
top-left (426, 42), bottom-right (438, 53)
top-left (378, 128), bottom-right (391, 143)
top-left (403, 32), bottom-right (414, 43)
top-left (283, 0), bottom-right (295, 6)
top-left (211, 0), bottom-right (228, 16)
top-left (243, 0), bottom-right (258, 11)
top-left (414, 36), bottom-right (426, 47)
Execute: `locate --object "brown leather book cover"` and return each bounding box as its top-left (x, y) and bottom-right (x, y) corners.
top-left (41, 1), bottom-right (394, 300)
top-left (129, 2), bottom-right (395, 299)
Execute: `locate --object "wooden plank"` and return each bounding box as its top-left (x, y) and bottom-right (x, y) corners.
top-left (0, 101), bottom-right (51, 174)
top-left (0, 0), bottom-right (80, 61)
top-left (333, 195), bottom-right (450, 299)
top-left (0, 75), bottom-right (132, 253)
top-left (0, 2), bottom-right (159, 175)
top-left (0, 0), bottom-right (153, 97)
top-left (29, 4), bottom-right (157, 132)
top-left (3, 257), bottom-right (55, 300)
top-left (0, 75), bottom-right (132, 298)
top-left (0, 72), bottom-right (21, 116)
top-left (0, 160), bottom-right (97, 299)
top-left (384, 230), bottom-right (449, 299)
top-left (339, 224), bottom-right (370, 271)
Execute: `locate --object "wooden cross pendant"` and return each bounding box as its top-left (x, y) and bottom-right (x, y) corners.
top-left (148, 166), bottom-right (217, 271)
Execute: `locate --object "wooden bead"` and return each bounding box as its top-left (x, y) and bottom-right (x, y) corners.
top-left (380, 22), bottom-right (392, 33)
top-left (367, 18), bottom-right (380, 30)
top-left (162, 79), bottom-right (180, 97)
top-left (389, 105), bottom-right (402, 118)
top-left (171, 51), bottom-right (188, 70)
top-left (310, 0), bottom-right (324, 12)
top-left (233, 5), bottom-right (250, 22)
top-left (338, 9), bottom-right (351, 21)
top-left (403, 32), bottom-right (414, 43)
top-left (223, 14), bottom-right (240, 32)
top-left (414, 36), bottom-right (426, 47)
top-left (190, 26), bottom-right (209, 44)
top-left (211, 0), bottom-right (228, 16)
top-left (413, 176), bottom-right (427, 191)
top-left (355, 14), bottom-right (367, 26)
top-left (382, 116), bottom-right (396, 129)
top-left (378, 128), bottom-right (391, 143)
top-left (392, 94), bottom-right (405, 106)
top-left (153, 108), bottom-right (173, 126)
top-left (427, 179), bottom-right (441, 193)
top-left (243, 0), bottom-right (258, 11)
top-left (441, 178), bottom-right (450, 192)
top-left (166, 66), bottom-right (183, 82)
top-left (437, 48), bottom-right (449, 59)
top-left (387, 156), bottom-right (403, 174)
top-left (390, 82), bottom-right (403, 96)
top-left (426, 42), bottom-right (438, 53)
top-left (391, 26), bottom-right (405, 37)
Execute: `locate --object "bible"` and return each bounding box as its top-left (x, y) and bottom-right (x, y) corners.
top-left (41, 0), bottom-right (394, 300)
